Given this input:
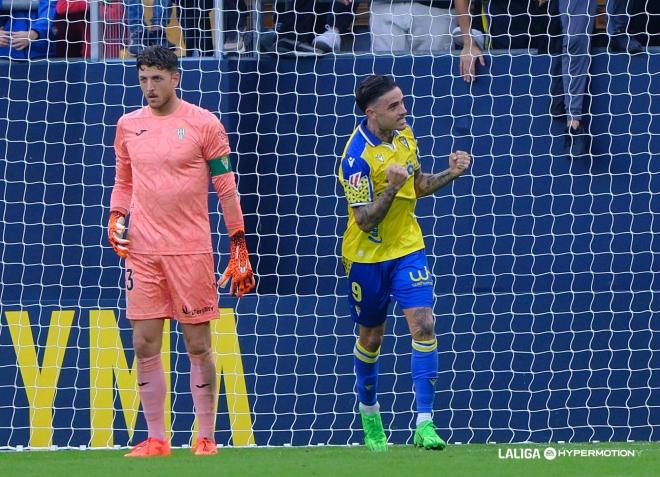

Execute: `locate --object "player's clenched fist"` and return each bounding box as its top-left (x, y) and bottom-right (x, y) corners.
top-left (108, 210), bottom-right (130, 259)
top-left (386, 164), bottom-right (409, 191)
top-left (219, 230), bottom-right (256, 297)
top-left (449, 150), bottom-right (472, 177)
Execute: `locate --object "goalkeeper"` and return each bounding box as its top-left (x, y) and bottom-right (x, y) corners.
top-left (108, 45), bottom-right (255, 457)
top-left (338, 75), bottom-right (471, 451)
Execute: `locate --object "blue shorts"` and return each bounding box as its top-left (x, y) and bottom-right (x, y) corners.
top-left (346, 249), bottom-right (434, 327)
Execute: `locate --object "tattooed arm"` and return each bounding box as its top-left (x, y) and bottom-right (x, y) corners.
top-left (414, 150), bottom-right (472, 198)
top-left (353, 164), bottom-right (408, 232)
top-left (414, 168), bottom-right (458, 198)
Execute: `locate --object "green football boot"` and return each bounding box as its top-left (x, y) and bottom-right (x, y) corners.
top-left (360, 410), bottom-right (388, 452)
top-left (414, 420), bottom-right (446, 450)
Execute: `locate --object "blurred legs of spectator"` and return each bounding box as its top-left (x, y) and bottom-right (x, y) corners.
top-left (223, 0), bottom-right (248, 52)
top-left (485, 0), bottom-right (531, 49)
top-left (642, 0), bottom-right (660, 46)
top-left (370, 2), bottom-right (453, 54)
top-left (54, 0), bottom-right (89, 58)
top-left (126, 0), bottom-right (144, 51)
top-left (178, 0), bottom-right (213, 56)
top-left (558, 0), bottom-right (595, 125)
top-left (549, 0), bottom-right (596, 157)
top-left (607, 0), bottom-right (643, 53)
top-left (313, 0), bottom-right (361, 53)
top-left (549, 0), bottom-right (643, 157)
top-left (126, 0), bottom-right (174, 55)
top-left (275, 0), bottom-right (318, 56)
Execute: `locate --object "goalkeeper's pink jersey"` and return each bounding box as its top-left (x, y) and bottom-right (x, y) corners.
top-left (110, 100), bottom-right (230, 255)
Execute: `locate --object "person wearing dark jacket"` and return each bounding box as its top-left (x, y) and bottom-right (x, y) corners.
top-left (544, 0), bottom-right (643, 157)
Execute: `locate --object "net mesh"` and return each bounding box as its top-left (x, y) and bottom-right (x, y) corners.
top-left (0, 1), bottom-right (658, 448)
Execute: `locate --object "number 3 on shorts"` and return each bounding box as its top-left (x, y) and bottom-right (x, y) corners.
top-left (126, 268), bottom-right (134, 291)
top-left (351, 281), bottom-right (362, 302)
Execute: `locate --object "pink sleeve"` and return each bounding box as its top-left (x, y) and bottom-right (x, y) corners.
top-left (203, 115), bottom-right (231, 161)
top-left (212, 173), bottom-right (244, 235)
top-left (110, 118), bottom-right (132, 216)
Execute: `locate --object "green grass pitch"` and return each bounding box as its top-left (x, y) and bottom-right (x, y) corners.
top-left (1, 442), bottom-right (658, 477)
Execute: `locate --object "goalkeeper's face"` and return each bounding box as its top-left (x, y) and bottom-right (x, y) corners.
top-left (368, 87), bottom-right (408, 133)
top-left (138, 66), bottom-right (180, 111)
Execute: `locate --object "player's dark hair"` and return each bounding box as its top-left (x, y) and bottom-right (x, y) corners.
top-left (136, 45), bottom-right (179, 73)
top-left (355, 75), bottom-right (399, 113)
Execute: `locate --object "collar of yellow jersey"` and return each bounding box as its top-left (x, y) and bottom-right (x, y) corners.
top-left (358, 117), bottom-right (399, 147)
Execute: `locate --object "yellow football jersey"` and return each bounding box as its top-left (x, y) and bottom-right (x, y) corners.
top-left (338, 118), bottom-right (425, 263)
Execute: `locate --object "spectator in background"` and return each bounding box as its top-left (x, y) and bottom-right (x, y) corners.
top-left (267, 0), bottom-right (365, 55)
top-left (55, 0), bottom-right (125, 58)
top-left (369, 0), bottom-right (484, 82)
top-left (605, 0), bottom-right (644, 52)
top-left (223, 0), bottom-right (249, 52)
top-left (464, 0), bottom-right (544, 50)
top-left (312, 0), bottom-right (363, 53)
top-left (640, 0), bottom-right (659, 46)
top-left (125, 0), bottom-right (175, 56)
top-left (274, 0), bottom-right (318, 55)
top-left (543, 0), bottom-right (643, 157)
top-left (178, 0), bottom-right (213, 56)
top-left (53, 0), bottom-right (88, 58)
top-left (0, 0), bottom-right (56, 60)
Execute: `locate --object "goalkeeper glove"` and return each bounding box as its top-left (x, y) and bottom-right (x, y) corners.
top-left (219, 230), bottom-right (255, 297)
top-left (108, 211), bottom-right (130, 259)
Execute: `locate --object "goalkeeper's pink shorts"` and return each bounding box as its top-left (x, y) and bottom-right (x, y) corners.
top-left (124, 253), bottom-right (219, 324)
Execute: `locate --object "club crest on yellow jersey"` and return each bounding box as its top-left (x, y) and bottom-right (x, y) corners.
top-left (406, 159), bottom-right (415, 176)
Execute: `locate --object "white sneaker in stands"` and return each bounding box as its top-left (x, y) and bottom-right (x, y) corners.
top-left (314, 25), bottom-right (340, 53)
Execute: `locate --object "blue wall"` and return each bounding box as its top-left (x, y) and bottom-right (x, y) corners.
top-left (0, 51), bottom-right (658, 447)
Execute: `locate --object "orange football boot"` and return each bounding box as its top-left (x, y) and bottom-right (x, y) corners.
top-left (191, 437), bottom-right (218, 456)
top-left (124, 437), bottom-right (171, 457)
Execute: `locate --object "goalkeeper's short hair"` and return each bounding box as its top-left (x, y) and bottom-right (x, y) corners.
top-left (136, 45), bottom-right (178, 73)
